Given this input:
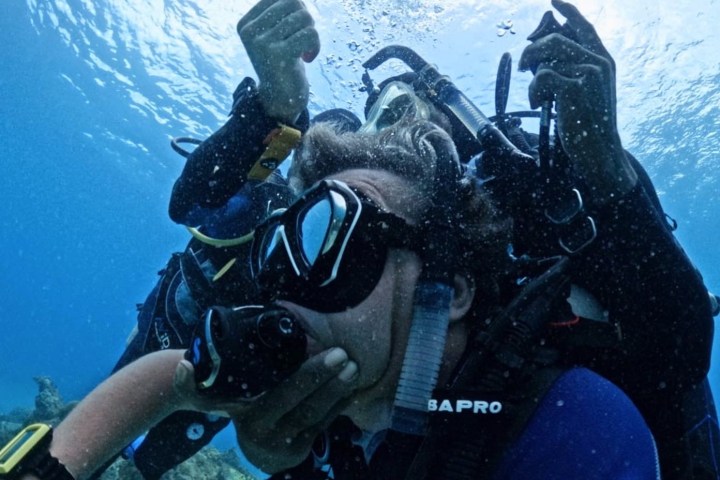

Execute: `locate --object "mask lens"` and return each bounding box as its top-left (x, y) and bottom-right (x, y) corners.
top-left (259, 223), bottom-right (283, 265)
top-left (299, 192), bottom-right (349, 266)
top-left (375, 94), bottom-right (413, 130)
top-left (300, 198), bottom-right (332, 264)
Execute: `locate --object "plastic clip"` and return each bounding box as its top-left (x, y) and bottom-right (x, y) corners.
top-left (545, 188), bottom-right (583, 225)
top-left (559, 216), bottom-right (597, 255)
top-left (247, 124), bottom-right (302, 181)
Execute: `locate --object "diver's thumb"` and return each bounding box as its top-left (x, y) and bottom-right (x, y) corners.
top-left (173, 359), bottom-right (197, 402)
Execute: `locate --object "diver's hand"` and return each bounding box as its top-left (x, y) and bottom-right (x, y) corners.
top-left (231, 348), bottom-right (357, 473)
top-left (519, 0), bottom-right (637, 205)
top-left (237, 0), bottom-right (320, 123)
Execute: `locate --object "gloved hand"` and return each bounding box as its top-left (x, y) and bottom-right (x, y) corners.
top-left (519, 0), bottom-right (638, 207)
top-left (237, 0), bottom-right (320, 123)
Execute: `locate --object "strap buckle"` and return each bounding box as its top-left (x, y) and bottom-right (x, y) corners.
top-left (544, 188), bottom-right (597, 254)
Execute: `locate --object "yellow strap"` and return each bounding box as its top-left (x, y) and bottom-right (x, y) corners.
top-left (247, 124), bottom-right (302, 181)
top-left (185, 229), bottom-right (252, 282)
top-left (213, 257), bottom-right (237, 282)
top-left (186, 226), bottom-right (254, 248)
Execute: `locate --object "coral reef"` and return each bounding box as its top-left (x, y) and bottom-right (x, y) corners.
top-left (0, 377), bottom-right (257, 480)
top-left (99, 448), bottom-right (254, 480)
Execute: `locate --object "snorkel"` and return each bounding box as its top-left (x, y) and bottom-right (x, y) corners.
top-left (357, 52), bottom-right (468, 477)
top-left (370, 127), bottom-right (463, 479)
top-left (389, 133), bottom-right (463, 438)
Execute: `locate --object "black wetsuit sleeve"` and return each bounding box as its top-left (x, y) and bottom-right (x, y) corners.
top-left (169, 77), bottom-right (308, 224)
top-left (573, 177), bottom-right (713, 391)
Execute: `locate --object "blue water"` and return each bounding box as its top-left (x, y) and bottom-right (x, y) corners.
top-left (1, 0), bottom-right (718, 455)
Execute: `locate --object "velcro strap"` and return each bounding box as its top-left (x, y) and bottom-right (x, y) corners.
top-left (247, 124), bottom-right (302, 181)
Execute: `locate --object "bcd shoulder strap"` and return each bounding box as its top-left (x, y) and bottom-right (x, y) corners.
top-left (406, 359), bottom-right (565, 480)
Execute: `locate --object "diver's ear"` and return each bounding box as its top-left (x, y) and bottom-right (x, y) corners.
top-left (449, 273), bottom-right (475, 323)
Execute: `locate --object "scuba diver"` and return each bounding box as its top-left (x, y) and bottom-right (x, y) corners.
top-left (0, 66), bottom-right (663, 480)
top-left (8, 0), bottom-right (714, 479)
top-left (351, 7), bottom-right (719, 480)
top-left (167, 0), bottom-right (717, 477)
top-left (169, 0), bottom-right (720, 475)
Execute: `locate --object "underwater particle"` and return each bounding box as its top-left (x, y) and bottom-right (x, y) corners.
top-left (347, 40), bottom-right (360, 52)
top-left (497, 28), bottom-right (508, 37)
top-left (434, 5), bottom-right (444, 14)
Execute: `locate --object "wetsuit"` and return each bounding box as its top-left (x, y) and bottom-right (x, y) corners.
top-left (267, 368), bottom-right (660, 479)
top-left (568, 166), bottom-right (718, 480)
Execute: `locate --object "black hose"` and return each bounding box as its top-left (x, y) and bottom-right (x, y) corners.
top-left (170, 136), bottom-right (203, 158)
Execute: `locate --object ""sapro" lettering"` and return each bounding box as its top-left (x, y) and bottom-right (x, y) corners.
top-left (428, 398), bottom-right (503, 414)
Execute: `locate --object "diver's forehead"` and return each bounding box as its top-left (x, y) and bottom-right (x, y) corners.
top-left (326, 169), bottom-right (421, 223)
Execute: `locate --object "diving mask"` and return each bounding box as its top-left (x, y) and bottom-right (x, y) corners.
top-left (251, 179), bottom-right (421, 312)
top-left (359, 81), bottom-right (432, 133)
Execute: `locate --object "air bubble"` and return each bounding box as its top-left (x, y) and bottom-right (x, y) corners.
top-left (498, 19), bottom-right (514, 29)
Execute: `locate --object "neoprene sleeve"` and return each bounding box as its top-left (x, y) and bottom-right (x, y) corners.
top-left (572, 179), bottom-right (713, 391)
top-left (169, 77), bottom-right (308, 224)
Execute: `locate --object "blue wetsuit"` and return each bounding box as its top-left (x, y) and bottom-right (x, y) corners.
top-left (493, 368), bottom-right (660, 480)
top-left (268, 368), bottom-right (659, 479)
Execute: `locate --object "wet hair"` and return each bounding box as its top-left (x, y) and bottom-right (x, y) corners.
top-left (288, 119), bottom-right (510, 315)
top-left (289, 118), bottom-right (450, 198)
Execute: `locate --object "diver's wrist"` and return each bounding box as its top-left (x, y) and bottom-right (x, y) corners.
top-left (0, 424), bottom-right (75, 480)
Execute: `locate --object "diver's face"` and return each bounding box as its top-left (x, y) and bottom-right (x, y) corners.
top-left (359, 81), bottom-right (432, 133)
top-left (278, 169), bottom-right (423, 427)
